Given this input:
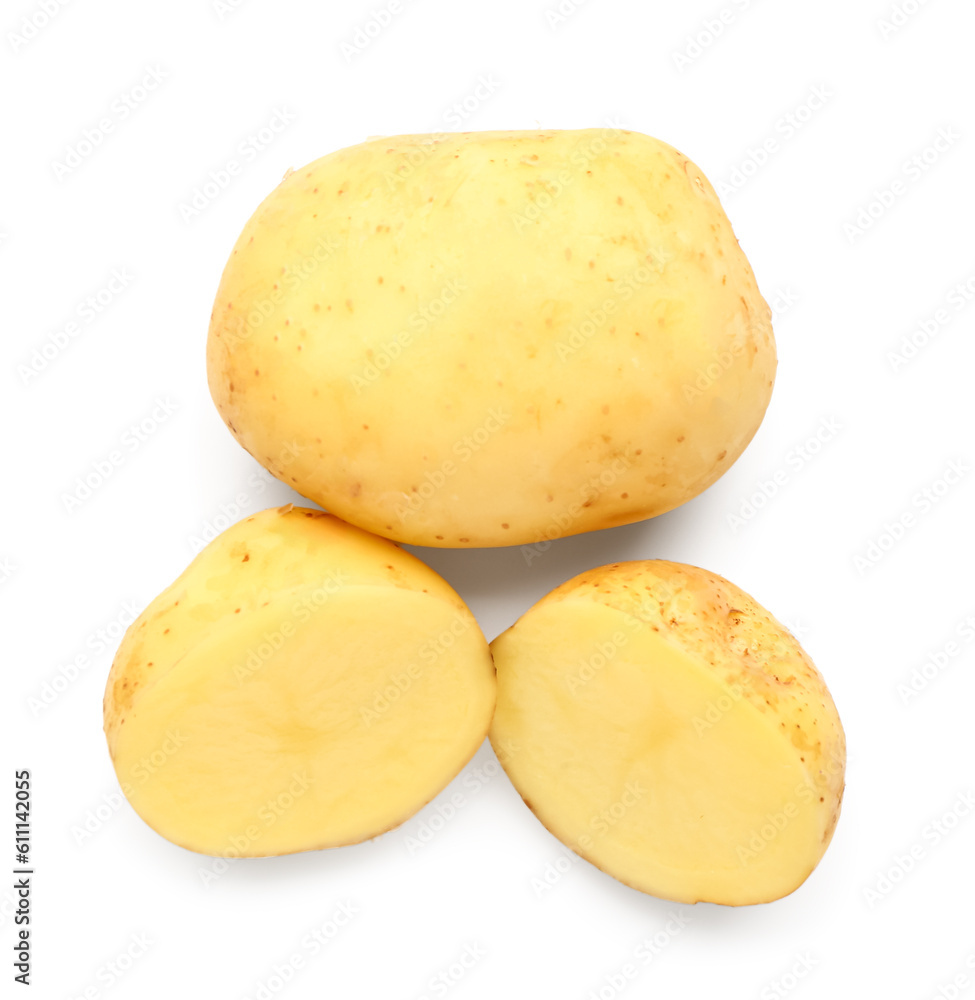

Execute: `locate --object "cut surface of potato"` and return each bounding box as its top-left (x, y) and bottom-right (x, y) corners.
top-left (490, 561), bottom-right (845, 905)
top-left (103, 506), bottom-right (495, 856)
top-left (207, 128), bottom-right (775, 547)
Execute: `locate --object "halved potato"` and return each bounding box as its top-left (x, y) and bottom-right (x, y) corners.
top-left (490, 561), bottom-right (845, 905)
top-left (103, 505), bottom-right (495, 856)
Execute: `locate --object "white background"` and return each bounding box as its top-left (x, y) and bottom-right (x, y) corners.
top-left (3, 0), bottom-right (975, 997)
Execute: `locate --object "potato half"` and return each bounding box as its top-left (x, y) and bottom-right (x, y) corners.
top-left (103, 506), bottom-right (495, 856)
top-left (207, 128), bottom-right (775, 547)
top-left (490, 561), bottom-right (845, 905)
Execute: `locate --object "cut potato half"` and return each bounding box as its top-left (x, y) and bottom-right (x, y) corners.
top-left (490, 561), bottom-right (845, 905)
top-left (104, 506), bottom-right (495, 856)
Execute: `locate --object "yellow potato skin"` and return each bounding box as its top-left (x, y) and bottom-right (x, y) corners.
top-left (103, 506), bottom-right (496, 856)
top-left (207, 129), bottom-right (775, 547)
top-left (490, 561), bottom-right (845, 905)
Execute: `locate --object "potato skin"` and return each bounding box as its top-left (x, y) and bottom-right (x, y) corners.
top-left (208, 129), bottom-right (775, 547)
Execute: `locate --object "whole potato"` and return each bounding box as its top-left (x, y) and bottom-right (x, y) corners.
top-left (207, 129), bottom-right (775, 547)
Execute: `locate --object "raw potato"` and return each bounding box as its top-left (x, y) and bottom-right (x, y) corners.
top-left (490, 561), bottom-right (845, 905)
top-left (103, 506), bottom-right (495, 857)
top-left (207, 128), bottom-right (775, 548)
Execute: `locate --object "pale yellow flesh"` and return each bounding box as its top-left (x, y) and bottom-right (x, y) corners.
top-left (104, 507), bottom-right (495, 856)
top-left (207, 129), bottom-right (775, 547)
top-left (490, 561), bottom-right (845, 906)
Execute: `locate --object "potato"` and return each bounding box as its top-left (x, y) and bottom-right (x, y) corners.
top-left (103, 505), bottom-right (495, 856)
top-left (207, 128), bottom-right (775, 547)
top-left (489, 561), bottom-right (845, 905)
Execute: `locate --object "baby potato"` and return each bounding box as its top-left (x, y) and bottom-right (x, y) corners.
top-left (207, 128), bottom-right (775, 547)
top-left (103, 506), bottom-right (495, 857)
top-left (489, 561), bottom-right (845, 905)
